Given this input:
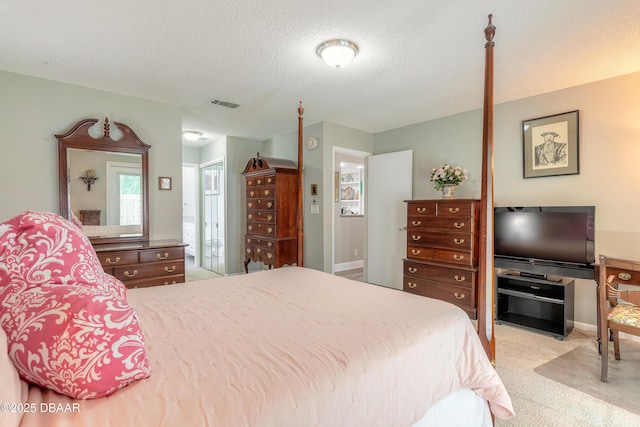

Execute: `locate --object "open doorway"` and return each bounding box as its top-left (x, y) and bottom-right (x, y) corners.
top-left (201, 160), bottom-right (225, 275)
top-left (333, 149), bottom-right (369, 282)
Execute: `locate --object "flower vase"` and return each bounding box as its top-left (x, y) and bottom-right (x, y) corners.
top-left (441, 184), bottom-right (456, 199)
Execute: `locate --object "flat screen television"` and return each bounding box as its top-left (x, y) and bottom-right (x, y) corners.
top-left (493, 206), bottom-right (595, 279)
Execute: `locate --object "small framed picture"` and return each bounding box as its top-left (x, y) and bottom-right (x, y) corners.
top-left (159, 176), bottom-right (172, 190)
top-left (522, 110), bottom-right (579, 178)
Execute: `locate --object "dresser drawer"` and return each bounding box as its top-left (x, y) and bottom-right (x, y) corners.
top-left (407, 216), bottom-right (473, 233)
top-left (247, 210), bottom-right (275, 223)
top-left (246, 236), bottom-right (275, 248)
top-left (247, 186), bottom-right (275, 199)
top-left (247, 222), bottom-right (275, 236)
top-left (404, 277), bottom-right (474, 310)
top-left (406, 201), bottom-right (437, 217)
top-left (97, 251), bottom-right (138, 267)
top-left (139, 246), bottom-right (184, 263)
top-left (125, 274), bottom-right (185, 289)
top-left (246, 176), bottom-right (274, 187)
top-left (436, 201), bottom-right (476, 217)
top-left (113, 259), bottom-right (185, 281)
top-left (407, 230), bottom-right (473, 251)
top-left (403, 260), bottom-right (475, 285)
top-left (407, 245), bottom-right (474, 266)
top-left (247, 198), bottom-right (275, 210)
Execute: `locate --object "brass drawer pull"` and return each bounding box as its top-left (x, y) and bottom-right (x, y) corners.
top-left (264, 190), bottom-right (270, 196)
top-left (619, 272), bottom-right (632, 281)
top-left (454, 275), bottom-right (466, 282)
top-left (248, 202), bottom-right (253, 208)
top-left (256, 179), bottom-right (262, 185)
top-left (416, 207), bottom-right (426, 213)
top-left (408, 267), bottom-right (418, 273)
top-left (105, 256), bottom-right (121, 264)
top-left (267, 227), bottom-right (273, 233)
top-left (164, 266), bottom-right (176, 273)
top-left (453, 254), bottom-right (465, 261)
top-left (247, 180), bottom-right (253, 186)
top-left (408, 282), bottom-right (417, 289)
top-left (250, 190), bottom-right (255, 196)
top-left (412, 220), bottom-right (422, 226)
top-left (454, 222), bottom-right (464, 229)
top-left (411, 249), bottom-right (421, 255)
top-left (267, 177), bottom-right (273, 183)
top-left (248, 214), bottom-right (253, 220)
top-left (454, 292), bottom-right (465, 300)
top-left (164, 281), bottom-right (177, 285)
top-left (246, 238), bottom-right (251, 243)
top-left (448, 207), bottom-right (460, 214)
top-left (267, 242), bottom-right (273, 247)
top-left (248, 225), bottom-right (253, 231)
top-left (256, 248), bottom-right (262, 253)
top-left (411, 235), bottom-right (421, 241)
top-left (124, 270), bottom-right (138, 277)
top-left (267, 202), bottom-right (273, 208)
top-left (453, 238), bottom-right (465, 245)
top-left (267, 253), bottom-right (273, 259)
top-left (246, 248), bottom-right (251, 253)
top-left (267, 214), bottom-right (273, 221)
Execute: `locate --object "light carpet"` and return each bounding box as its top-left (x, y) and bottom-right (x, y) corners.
top-left (494, 324), bottom-right (640, 427)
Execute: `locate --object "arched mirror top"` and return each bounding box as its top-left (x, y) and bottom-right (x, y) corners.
top-left (57, 118), bottom-right (150, 245)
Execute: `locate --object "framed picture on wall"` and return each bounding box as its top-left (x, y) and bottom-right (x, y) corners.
top-left (159, 176), bottom-right (172, 190)
top-left (522, 110), bottom-right (579, 178)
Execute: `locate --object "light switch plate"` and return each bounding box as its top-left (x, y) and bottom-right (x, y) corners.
top-left (310, 205), bottom-right (319, 214)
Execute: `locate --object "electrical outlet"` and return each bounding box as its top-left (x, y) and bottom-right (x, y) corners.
top-left (354, 249), bottom-right (358, 256)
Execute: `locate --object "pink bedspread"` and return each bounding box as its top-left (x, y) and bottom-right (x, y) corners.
top-left (19, 267), bottom-right (513, 426)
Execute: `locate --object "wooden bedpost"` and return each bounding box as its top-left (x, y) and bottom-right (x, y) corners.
top-left (478, 14), bottom-right (496, 363)
top-left (297, 101), bottom-right (304, 267)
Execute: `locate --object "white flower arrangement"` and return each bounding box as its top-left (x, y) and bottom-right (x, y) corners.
top-left (429, 164), bottom-right (468, 191)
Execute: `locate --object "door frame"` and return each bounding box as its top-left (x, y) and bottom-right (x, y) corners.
top-left (331, 147), bottom-right (371, 274)
top-left (182, 163), bottom-right (200, 267)
top-left (199, 157), bottom-right (226, 275)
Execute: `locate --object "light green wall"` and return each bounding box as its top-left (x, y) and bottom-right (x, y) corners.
top-left (0, 70), bottom-right (183, 241)
top-left (373, 71), bottom-right (640, 328)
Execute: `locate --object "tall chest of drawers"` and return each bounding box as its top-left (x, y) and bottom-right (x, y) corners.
top-left (403, 199), bottom-right (480, 318)
top-left (242, 154), bottom-right (299, 273)
top-left (94, 240), bottom-right (187, 289)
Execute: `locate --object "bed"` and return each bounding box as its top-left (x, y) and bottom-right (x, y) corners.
top-left (8, 267), bottom-right (511, 427)
top-left (2, 15), bottom-right (512, 427)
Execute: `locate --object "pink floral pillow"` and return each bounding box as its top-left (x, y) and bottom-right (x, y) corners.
top-left (0, 211), bottom-right (125, 299)
top-left (0, 211), bottom-right (151, 399)
top-left (1, 283), bottom-right (151, 399)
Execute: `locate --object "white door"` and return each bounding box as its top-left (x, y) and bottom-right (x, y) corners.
top-left (365, 150), bottom-right (413, 289)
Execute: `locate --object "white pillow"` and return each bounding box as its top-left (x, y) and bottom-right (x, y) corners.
top-left (0, 327), bottom-right (29, 427)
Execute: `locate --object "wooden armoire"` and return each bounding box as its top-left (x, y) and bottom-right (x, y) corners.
top-left (242, 154), bottom-right (300, 273)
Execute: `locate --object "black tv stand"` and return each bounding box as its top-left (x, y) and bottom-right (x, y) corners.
top-left (496, 272), bottom-right (574, 339)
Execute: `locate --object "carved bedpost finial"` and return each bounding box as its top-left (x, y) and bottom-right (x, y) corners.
top-left (298, 100), bottom-right (304, 117)
top-left (484, 14), bottom-right (496, 47)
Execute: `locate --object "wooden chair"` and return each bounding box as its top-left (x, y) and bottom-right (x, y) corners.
top-left (599, 255), bottom-right (640, 382)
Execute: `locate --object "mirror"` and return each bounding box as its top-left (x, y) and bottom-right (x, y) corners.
top-left (57, 118), bottom-right (150, 245)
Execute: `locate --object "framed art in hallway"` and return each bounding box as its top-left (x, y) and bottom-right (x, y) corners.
top-left (159, 176), bottom-right (172, 190)
top-left (522, 110), bottom-right (579, 178)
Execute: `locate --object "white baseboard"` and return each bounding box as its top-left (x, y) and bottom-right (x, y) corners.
top-left (334, 260), bottom-right (364, 272)
top-left (573, 321), bottom-right (640, 343)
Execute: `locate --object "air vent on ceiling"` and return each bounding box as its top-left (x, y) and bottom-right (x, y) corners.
top-left (210, 99), bottom-right (240, 109)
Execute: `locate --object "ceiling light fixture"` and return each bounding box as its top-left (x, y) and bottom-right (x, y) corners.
top-left (316, 39), bottom-right (358, 69)
top-left (182, 131), bottom-right (203, 142)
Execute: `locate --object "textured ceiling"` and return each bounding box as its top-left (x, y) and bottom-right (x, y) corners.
top-left (2, 1), bottom-right (640, 146)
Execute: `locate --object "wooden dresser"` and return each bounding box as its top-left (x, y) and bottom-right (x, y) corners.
top-left (94, 240), bottom-right (187, 289)
top-left (403, 199), bottom-right (480, 318)
top-left (242, 154), bottom-right (299, 273)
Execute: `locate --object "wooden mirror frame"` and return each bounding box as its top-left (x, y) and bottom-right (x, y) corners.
top-left (56, 118), bottom-right (150, 245)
